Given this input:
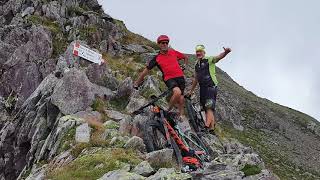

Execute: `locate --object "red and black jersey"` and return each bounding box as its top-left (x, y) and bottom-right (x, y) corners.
top-left (147, 49), bottom-right (186, 81)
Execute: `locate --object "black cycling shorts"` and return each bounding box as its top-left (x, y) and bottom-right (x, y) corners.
top-left (165, 76), bottom-right (186, 94)
top-left (200, 86), bottom-right (218, 111)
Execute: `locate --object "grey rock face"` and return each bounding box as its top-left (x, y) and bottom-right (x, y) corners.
top-left (42, 1), bottom-right (65, 20)
top-left (51, 69), bottom-right (114, 115)
top-left (21, 6), bottom-right (35, 17)
top-left (98, 169), bottom-right (145, 180)
top-left (86, 63), bottom-right (119, 90)
top-left (0, 26), bottom-right (53, 108)
top-left (117, 77), bottom-right (134, 97)
top-left (24, 165), bottom-right (46, 180)
top-left (124, 136), bottom-right (146, 152)
top-left (75, 123), bottom-right (91, 143)
top-left (132, 161), bottom-right (154, 177)
top-left (105, 109), bottom-right (130, 122)
top-left (146, 149), bottom-right (173, 169)
top-left (0, 74), bottom-right (60, 180)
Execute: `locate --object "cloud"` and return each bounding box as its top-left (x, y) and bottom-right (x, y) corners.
top-left (99, 0), bottom-right (320, 120)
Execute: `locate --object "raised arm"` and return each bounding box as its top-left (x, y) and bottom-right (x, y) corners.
top-left (214, 47), bottom-right (232, 62)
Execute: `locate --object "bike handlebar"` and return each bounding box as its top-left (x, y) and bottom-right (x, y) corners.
top-left (132, 88), bottom-right (172, 115)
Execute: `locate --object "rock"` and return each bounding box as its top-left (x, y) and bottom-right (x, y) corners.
top-left (146, 168), bottom-right (174, 180)
top-left (98, 169), bottom-right (145, 180)
top-left (243, 169), bottom-right (280, 180)
top-left (141, 76), bottom-right (161, 96)
top-left (21, 7), bottom-right (35, 17)
top-left (73, 111), bottom-right (103, 123)
top-left (124, 44), bottom-right (148, 53)
top-left (51, 69), bottom-right (114, 115)
top-left (124, 136), bottom-right (146, 152)
top-left (104, 128), bottom-right (120, 140)
top-left (117, 77), bottom-right (134, 97)
top-left (75, 123), bottom-right (91, 143)
top-left (119, 117), bottom-right (133, 136)
top-left (132, 161), bottom-right (154, 177)
top-left (126, 96), bottom-right (147, 114)
top-left (146, 168), bottom-right (191, 180)
top-left (24, 165), bottom-right (46, 180)
top-left (0, 41), bottom-right (16, 65)
top-left (146, 149), bottom-right (173, 168)
top-left (0, 26), bottom-right (53, 108)
top-left (105, 109), bottom-right (130, 122)
top-left (198, 169), bottom-right (244, 180)
top-left (47, 150), bottom-right (74, 170)
top-left (131, 115), bottom-right (149, 137)
top-left (201, 134), bottom-right (225, 156)
top-left (42, 1), bottom-right (65, 20)
top-left (223, 138), bottom-right (252, 155)
top-left (104, 120), bottom-right (119, 129)
top-left (55, 41), bottom-right (81, 71)
top-left (109, 136), bottom-right (127, 147)
top-left (239, 153), bottom-right (265, 169)
top-left (85, 63), bottom-right (119, 90)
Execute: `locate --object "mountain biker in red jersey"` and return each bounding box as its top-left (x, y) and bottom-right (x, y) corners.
top-left (134, 35), bottom-right (188, 120)
top-left (187, 45), bottom-right (231, 134)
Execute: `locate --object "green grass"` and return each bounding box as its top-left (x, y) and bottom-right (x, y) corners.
top-left (58, 127), bottom-right (76, 154)
top-left (219, 123), bottom-right (318, 180)
top-left (47, 148), bottom-right (142, 180)
top-left (241, 164), bottom-right (262, 176)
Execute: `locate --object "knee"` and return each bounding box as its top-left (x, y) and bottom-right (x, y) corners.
top-left (172, 87), bottom-right (182, 97)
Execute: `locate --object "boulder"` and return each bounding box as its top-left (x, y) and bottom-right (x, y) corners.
top-left (146, 168), bottom-right (191, 180)
top-left (51, 69), bottom-right (114, 115)
top-left (105, 109), bottom-right (130, 122)
top-left (132, 161), bottom-right (154, 177)
top-left (75, 123), bottom-right (91, 143)
top-left (98, 170), bottom-right (145, 180)
top-left (124, 136), bottom-right (146, 152)
top-left (117, 77), bottom-right (134, 97)
top-left (146, 149), bottom-right (173, 169)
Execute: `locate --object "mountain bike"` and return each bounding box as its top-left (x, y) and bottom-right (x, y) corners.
top-left (133, 89), bottom-right (211, 171)
top-left (185, 95), bottom-right (206, 134)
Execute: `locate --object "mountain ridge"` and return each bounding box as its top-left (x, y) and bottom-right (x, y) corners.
top-left (0, 0), bottom-right (319, 179)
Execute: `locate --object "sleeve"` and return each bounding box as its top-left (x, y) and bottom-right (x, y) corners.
top-left (146, 55), bottom-right (158, 70)
top-left (208, 56), bottom-right (218, 64)
top-left (173, 50), bottom-right (186, 60)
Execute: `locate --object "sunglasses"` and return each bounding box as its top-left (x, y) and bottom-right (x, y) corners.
top-left (159, 41), bottom-right (169, 45)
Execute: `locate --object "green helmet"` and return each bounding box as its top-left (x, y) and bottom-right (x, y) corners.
top-left (195, 45), bottom-right (205, 52)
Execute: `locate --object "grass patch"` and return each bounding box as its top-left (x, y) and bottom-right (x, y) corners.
top-left (220, 123), bottom-right (319, 179)
top-left (47, 148), bottom-right (142, 180)
top-left (104, 54), bottom-right (144, 81)
top-left (58, 127), bottom-right (76, 154)
top-left (79, 26), bottom-right (98, 41)
top-left (108, 96), bottom-right (130, 111)
top-left (241, 164), bottom-right (262, 176)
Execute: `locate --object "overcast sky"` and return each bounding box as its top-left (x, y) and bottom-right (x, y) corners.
top-left (98, 0), bottom-right (320, 121)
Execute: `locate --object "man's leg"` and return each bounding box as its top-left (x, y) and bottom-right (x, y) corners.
top-left (168, 87), bottom-right (182, 112)
top-left (178, 94), bottom-right (185, 116)
top-left (205, 109), bottom-right (216, 129)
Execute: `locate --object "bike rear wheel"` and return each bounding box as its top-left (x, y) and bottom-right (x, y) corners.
top-left (185, 99), bottom-right (200, 133)
top-left (184, 131), bottom-right (212, 162)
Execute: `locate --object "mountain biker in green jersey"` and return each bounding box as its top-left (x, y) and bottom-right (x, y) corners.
top-left (186, 45), bottom-right (231, 133)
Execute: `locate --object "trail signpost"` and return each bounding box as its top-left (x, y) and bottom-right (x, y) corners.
top-left (73, 42), bottom-right (104, 65)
